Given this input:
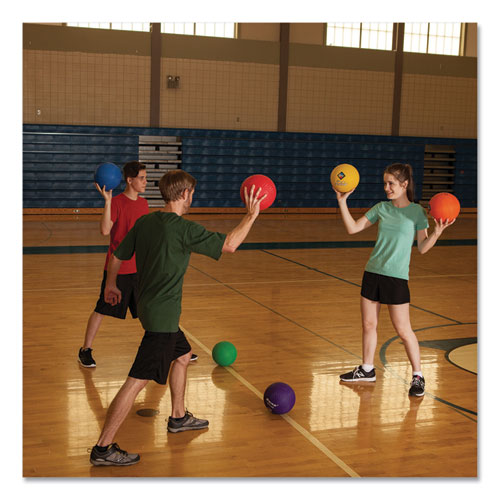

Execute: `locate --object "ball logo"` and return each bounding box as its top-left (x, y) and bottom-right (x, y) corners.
top-left (330, 164), bottom-right (359, 193)
top-left (336, 171), bottom-right (347, 186)
top-left (263, 382), bottom-right (296, 414)
top-left (264, 398), bottom-right (278, 409)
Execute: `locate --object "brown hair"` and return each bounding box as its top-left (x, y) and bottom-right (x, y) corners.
top-left (123, 161), bottom-right (146, 181)
top-left (159, 170), bottom-right (197, 203)
top-left (384, 163), bottom-right (415, 202)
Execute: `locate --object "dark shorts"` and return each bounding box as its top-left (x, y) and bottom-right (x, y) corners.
top-left (360, 271), bottom-right (410, 305)
top-left (128, 329), bottom-right (192, 385)
top-left (94, 270), bottom-right (138, 319)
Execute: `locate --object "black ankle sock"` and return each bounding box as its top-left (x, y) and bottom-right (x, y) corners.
top-left (171, 413), bottom-right (186, 422)
top-left (95, 444), bottom-right (109, 452)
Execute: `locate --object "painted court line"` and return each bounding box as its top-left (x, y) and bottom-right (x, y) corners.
top-left (23, 274), bottom-right (475, 294)
top-left (22, 238), bottom-right (476, 255)
top-left (181, 325), bottom-right (360, 478)
top-left (189, 262), bottom-right (477, 424)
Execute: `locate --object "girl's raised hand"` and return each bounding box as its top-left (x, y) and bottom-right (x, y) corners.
top-left (433, 217), bottom-right (455, 237)
top-left (335, 188), bottom-right (355, 203)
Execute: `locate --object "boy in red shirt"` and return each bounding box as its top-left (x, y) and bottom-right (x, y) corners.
top-left (78, 161), bottom-right (150, 367)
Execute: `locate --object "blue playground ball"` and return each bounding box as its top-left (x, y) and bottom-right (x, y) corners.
top-left (263, 382), bottom-right (296, 414)
top-left (94, 162), bottom-right (122, 191)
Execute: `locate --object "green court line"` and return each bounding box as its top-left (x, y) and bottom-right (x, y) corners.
top-left (262, 249), bottom-right (467, 324)
top-left (23, 238), bottom-right (477, 424)
top-left (22, 238), bottom-right (477, 255)
top-left (23, 245), bottom-right (109, 255)
top-left (190, 261), bottom-right (477, 424)
top-left (188, 263), bottom-right (362, 361)
top-left (258, 250), bottom-right (478, 421)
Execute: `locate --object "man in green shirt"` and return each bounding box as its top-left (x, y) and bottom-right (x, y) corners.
top-left (89, 170), bottom-right (266, 466)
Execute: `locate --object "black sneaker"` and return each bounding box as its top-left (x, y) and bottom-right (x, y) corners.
top-left (79, 348), bottom-right (96, 368)
top-left (409, 375), bottom-right (425, 397)
top-left (90, 443), bottom-right (140, 466)
top-left (190, 353), bottom-right (198, 362)
top-left (340, 365), bottom-right (376, 382)
top-left (167, 410), bottom-right (209, 433)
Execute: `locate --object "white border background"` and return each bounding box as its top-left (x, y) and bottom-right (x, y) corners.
top-left (5, 1), bottom-right (495, 497)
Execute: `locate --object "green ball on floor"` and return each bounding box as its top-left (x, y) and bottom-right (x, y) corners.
top-left (212, 341), bottom-right (237, 366)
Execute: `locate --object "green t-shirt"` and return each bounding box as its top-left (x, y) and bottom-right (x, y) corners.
top-left (114, 211), bottom-right (226, 332)
top-left (364, 201), bottom-right (429, 280)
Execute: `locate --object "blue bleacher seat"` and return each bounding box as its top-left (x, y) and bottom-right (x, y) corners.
top-left (23, 124), bottom-right (477, 209)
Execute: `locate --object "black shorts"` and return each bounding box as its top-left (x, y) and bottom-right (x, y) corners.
top-left (360, 271), bottom-right (410, 305)
top-left (128, 329), bottom-right (192, 385)
top-left (94, 270), bottom-right (139, 319)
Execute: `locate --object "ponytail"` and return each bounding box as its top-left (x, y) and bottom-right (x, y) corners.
top-left (384, 163), bottom-right (415, 202)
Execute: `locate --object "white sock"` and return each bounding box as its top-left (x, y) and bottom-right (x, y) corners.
top-left (362, 364), bottom-right (374, 372)
top-left (413, 371), bottom-right (423, 377)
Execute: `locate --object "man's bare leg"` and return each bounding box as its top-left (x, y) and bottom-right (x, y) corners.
top-left (96, 377), bottom-right (149, 446)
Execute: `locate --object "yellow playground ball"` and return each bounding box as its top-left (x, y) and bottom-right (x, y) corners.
top-left (330, 163), bottom-right (360, 193)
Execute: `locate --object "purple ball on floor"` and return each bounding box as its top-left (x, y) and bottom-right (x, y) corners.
top-left (263, 382), bottom-right (296, 414)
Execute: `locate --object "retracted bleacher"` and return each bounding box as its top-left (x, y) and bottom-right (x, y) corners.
top-left (138, 135), bottom-right (182, 208)
top-left (23, 124), bottom-right (477, 212)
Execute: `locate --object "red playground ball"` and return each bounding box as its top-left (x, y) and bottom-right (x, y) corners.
top-left (263, 382), bottom-right (296, 414)
top-left (428, 192), bottom-right (461, 221)
top-left (240, 174), bottom-right (277, 210)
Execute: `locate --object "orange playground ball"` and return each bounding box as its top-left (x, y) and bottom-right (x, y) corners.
top-left (428, 192), bottom-right (461, 221)
top-left (330, 163), bottom-right (360, 193)
top-left (240, 174), bottom-right (277, 210)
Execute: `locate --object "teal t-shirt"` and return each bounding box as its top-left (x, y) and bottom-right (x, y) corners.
top-left (114, 211), bottom-right (226, 332)
top-left (364, 202), bottom-right (429, 280)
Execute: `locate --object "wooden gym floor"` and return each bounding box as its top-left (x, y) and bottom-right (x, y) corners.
top-left (22, 213), bottom-right (477, 478)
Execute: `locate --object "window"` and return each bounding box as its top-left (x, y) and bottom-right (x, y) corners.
top-left (66, 22), bottom-right (236, 38)
top-left (111, 23), bottom-right (150, 32)
top-left (161, 23), bottom-right (195, 35)
top-left (161, 22), bottom-right (236, 38)
top-left (66, 22), bottom-right (150, 32)
top-left (404, 23), bottom-right (462, 55)
top-left (326, 22), bottom-right (463, 56)
top-left (326, 23), bottom-right (393, 51)
top-left (326, 23), bottom-right (361, 48)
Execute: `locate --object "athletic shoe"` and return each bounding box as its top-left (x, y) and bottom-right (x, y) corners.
top-left (90, 443), bottom-right (140, 466)
top-left (78, 348), bottom-right (96, 368)
top-left (190, 353), bottom-right (198, 362)
top-left (339, 365), bottom-right (376, 382)
top-left (409, 375), bottom-right (425, 397)
top-left (167, 410), bottom-right (209, 433)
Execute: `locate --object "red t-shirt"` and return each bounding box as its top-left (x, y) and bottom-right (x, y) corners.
top-left (104, 193), bottom-right (149, 275)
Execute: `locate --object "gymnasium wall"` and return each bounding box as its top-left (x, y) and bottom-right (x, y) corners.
top-left (22, 23), bottom-right (477, 211)
top-left (159, 57), bottom-right (280, 131)
top-left (23, 23), bottom-right (477, 138)
top-left (23, 50), bottom-right (151, 126)
top-left (286, 45), bottom-right (395, 135)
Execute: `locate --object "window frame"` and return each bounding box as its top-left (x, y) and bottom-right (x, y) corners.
top-left (325, 22), bottom-right (394, 51)
top-left (65, 22), bottom-right (238, 39)
top-left (325, 22), bottom-right (465, 56)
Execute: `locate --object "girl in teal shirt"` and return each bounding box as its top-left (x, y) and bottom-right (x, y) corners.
top-left (336, 163), bottom-right (455, 396)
